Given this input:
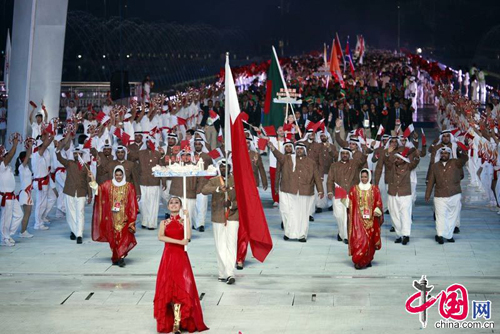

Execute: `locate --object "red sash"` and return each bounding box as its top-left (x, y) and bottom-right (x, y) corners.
top-left (34, 175), bottom-right (50, 190)
top-left (0, 191), bottom-right (16, 207)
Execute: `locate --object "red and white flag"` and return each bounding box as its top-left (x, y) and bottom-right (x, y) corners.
top-left (77, 154), bottom-right (86, 171)
top-left (96, 111), bottom-right (110, 125)
top-left (224, 53), bottom-right (273, 263)
top-left (376, 124), bottom-right (385, 137)
top-left (403, 124), bottom-right (414, 138)
top-left (334, 183), bottom-right (347, 199)
top-left (421, 128), bottom-right (426, 146)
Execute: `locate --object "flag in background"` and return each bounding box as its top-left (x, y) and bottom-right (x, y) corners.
top-left (262, 47), bottom-right (286, 131)
top-left (345, 36), bottom-right (356, 77)
top-left (330, 38), bottom-right (345, 88)
top-left (334, 32), bottom-right (345, 69)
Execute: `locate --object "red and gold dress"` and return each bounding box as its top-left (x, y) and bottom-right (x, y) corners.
top-left (154, 215), bottom-right (208, 333)
top-left (91, 181), bottom-right (138, 263)
top-left (348, 184), bottom-right (383, 268)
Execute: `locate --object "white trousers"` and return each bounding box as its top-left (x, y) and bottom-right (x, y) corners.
top-left (55, 172), bottom-right (67, 214)
top-left (280, 191), bottom-right (313, 239)
top-left (183, 198), bottom-right (197, 228)
top-left (34, 184), bottom-right (48, 228)
top-left (195, 193), bottom-right (208, 228)
top-left (315, 175), bottom-right (330, 209)
top-left (411, 181), bottom-right (417, 205)
top-left (140, 185), bottom-right (161, 228)
top-left (64, 194), bottom-right (86, 237)
top-left (213, 221), bottom-right (239, 279)
top-left (435, 194), bottom-right (461, 240)
top-left (333, 198), bottom-right (348, 240)
top-left (1, 199), bottom-right (23, 239)
top-left (160, 180), bottom-right (172, 206)
top-left (47, 188), bottom-right (57, 218)
top-left (388, 194), bottom-right (413, 237)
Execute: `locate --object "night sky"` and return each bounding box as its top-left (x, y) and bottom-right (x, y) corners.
top-left (1, 0), bottom-right (500, 85)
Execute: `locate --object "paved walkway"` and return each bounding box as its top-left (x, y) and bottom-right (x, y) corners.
top-left (1, 127), bottom-right (499, 333)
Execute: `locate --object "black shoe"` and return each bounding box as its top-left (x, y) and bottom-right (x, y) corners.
top-left (298, 238), bottom-right (307, 243)
top-left (281, 222), bottom-right (284, 230)
top-left (198, 226), bottom-right (205, 232)
top-left (402, 236), bottom-right (410, 245)
top-left (309, 216), bottom-right (314, 222)
top-left (315, 207), bottom-right (323, 214)
top-left (118, 258), bottom-right (126, 267)
top-left (354, 264), bottom-right (362, 270)
top-left (435, 235), bottom-right (439, 242)
top-left (384, 210), bottom-right (389, 214)
top-left (283, 235), bottom-right (289, 241)
top-left (390, 227), bottom-right (395, 232)
top-left (433, 212), bottom-right (436, 221)
top-left (337, 234), bottom-right (342, 242)
top-left (148, 227), bottom-right (155, 230)
top-left (367, 262), bottom-right (372, 268)
top-left (76, 237), bottom-right (83, 244)
top-left (236, 263), bottom-right (243, 270)
top-left (226, 276), bottom-right (235, 285)
top-left (437, 236), bottom-right (444, 244)
top-left (447, 238), bottom-right (455, 243)
top-left (112, 261), bottom-right (119, 266)
top-left (141, 225), bottom-right (147, 229)
top-left (343, 239), bottom-right (348, 245)
top-left (394, 237), bottom-right (402, 244)
top-left (192, 225), bottom-right (197, 231)
top-left (454, 227), bottom-right (460, 234)
top-left (328, 205), bottom-right (333, 211)
top-left (218, 277), bottom-right (226, 282)
top-left (70, 232), bottom-right (76, 240)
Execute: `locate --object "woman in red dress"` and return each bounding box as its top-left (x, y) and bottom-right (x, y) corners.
top-left (91, 165), bottom-right (138, 267)
top-left (154, 196), bottom-right (208, 333)
top-left (348, 169), bottom-right (384, 270)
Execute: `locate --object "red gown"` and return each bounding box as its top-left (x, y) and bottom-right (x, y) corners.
top-left (348, 185), bottom-right (383, 268)
top-left (92, 181), bottom-right (138, 263)
top-left (154, 216), bottom-right (208, 333)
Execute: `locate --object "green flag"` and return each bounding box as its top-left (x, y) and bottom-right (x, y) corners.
top-left (262, 47), bottom-right (285, 130)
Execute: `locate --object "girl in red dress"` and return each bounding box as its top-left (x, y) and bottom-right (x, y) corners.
top-left (154, 196), bottom-right (208, 333)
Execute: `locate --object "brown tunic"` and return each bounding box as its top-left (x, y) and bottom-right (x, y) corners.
top-left (194, 151), bottom-right (214, 193)
top-left (385, 151), bottom-right (420, 196)
top-left (91, 148), bottom-right (113, 185)
top-left (309, 142), bottom-right (338, 176)
top-left (128, 149), bottom-right (165, 187)
top-left (249, 150), bottom-right (268, 188)
top-left (425, 152), bottom-right (469, 198)
top-left (56, 152), bottom-right (92, 198)
top-left (201, 175), bottom-right (238, 223)
top-left (271, 148), bottom-right (323, 196)
top-left (326, 155), bottom-right (366, 194)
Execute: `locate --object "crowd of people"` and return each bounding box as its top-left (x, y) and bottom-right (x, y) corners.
top-left (0, 48), bottom-right (498, 333)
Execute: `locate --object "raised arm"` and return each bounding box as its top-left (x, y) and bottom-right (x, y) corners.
top-left (268, 141), bottom-right (286, 164)
top-left (3, 138), bottom-right (19, 165)
top-left (22, 142), bottom-right (33, 167)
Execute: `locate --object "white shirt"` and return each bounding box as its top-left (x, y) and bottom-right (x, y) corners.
top-left (102, 105), bottom-right (113, 115)
top-left (66, 106), bottom-right (77, 119)
top-left (19, 164), bottom-right (33, 190)
top-left (0, 162), bottom-right (16, 192)
top-left (31, 150), bottom-right (51, 179)
top-left (269, 137), bottom-right (285, 168)
top-left (31, 122), bottom-right (44, 139)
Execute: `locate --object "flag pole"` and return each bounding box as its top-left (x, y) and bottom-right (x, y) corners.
top-left (271, 46), bottom-right (302, 137)
top-left (182, 175), bottom-right (187, 251)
